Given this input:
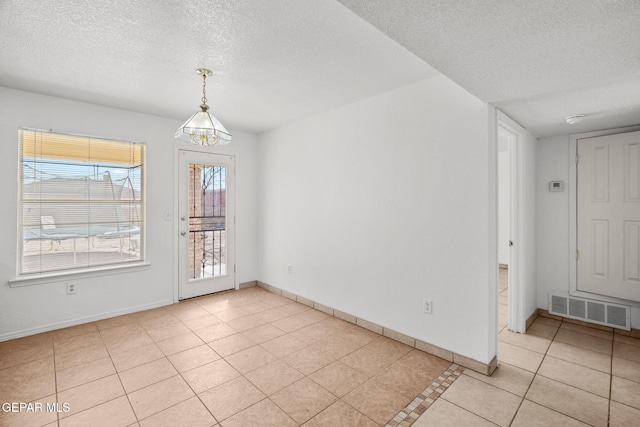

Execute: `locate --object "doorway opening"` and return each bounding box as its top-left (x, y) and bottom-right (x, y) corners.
top-left (497, 128), bottom-right (511, 333)
top-left (497, 112), bottom-right (526, 334)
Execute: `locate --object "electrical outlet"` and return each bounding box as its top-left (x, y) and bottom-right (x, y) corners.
top-left (423, 298), bottom-right (432, 314)
top-left (287, 264), bottom-right (292, 274)
top-left (66, 282), bottom-right (77, 294)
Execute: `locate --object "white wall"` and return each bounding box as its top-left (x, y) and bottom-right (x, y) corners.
top-left (0, 87), bottom-right (258, 340)
top-left (536, 135), bottom-right (570, 310)
top-left (257, 76), bottom-right (496, 363)
top-left (536, 132), bottom-right (640, 328)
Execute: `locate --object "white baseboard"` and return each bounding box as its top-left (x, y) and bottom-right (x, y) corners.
top-left (0, 299), bottom-right (174, 342)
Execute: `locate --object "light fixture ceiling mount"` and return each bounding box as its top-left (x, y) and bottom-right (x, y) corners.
top-left (175, 68), bottom-right (232, 146)
top-left (564, 114), bottom-right (585, 125)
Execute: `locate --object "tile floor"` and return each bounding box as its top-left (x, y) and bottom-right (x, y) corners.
top-left (415, 266), bottom-right (640, 426)
top-left (498, 265), bottom-right (509, 334)
top-left (0, 286), bottom-right (452, 427)
top-left (2, 268), bottom-right (640, 426)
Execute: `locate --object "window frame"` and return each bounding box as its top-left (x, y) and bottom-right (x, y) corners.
top-left (15, 128), bottom-right (147, 281)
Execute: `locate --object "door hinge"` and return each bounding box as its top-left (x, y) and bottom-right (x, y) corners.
top-left (234, 264), bottom-right (236, 273)
top-left (576, 249), bottom-right (579, 260)
top-left (576, 154), bottom-right (579, 164)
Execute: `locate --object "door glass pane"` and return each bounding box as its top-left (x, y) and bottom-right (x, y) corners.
top-left (188, 163), bottom-right (226, 280)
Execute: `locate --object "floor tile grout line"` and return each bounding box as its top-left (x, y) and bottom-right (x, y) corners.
top-left (540, 346), bottom-right (611, 375)
top-left (509, 317), bottom-right (614, 427)
top-left (104, 328), bottom-right (140, 427)
top-left (268, 377), bottom-right (330, 425)
top-left (189, 304), bottom-right (306, 424)
top-left (162, 319), bottom-right (218, 425)
top-left (156, 299), bottom-right (325, 425)
top-left (460, 369), bottom-right (528, 400)
top-left (201, 291), bottom-right (430, 425)
top-left (125, 308), bottom-right (221, 424)
top-left (303, 397), bottom-right (376, 426)
top-left (607, 329), bottom-right (614, 427)
top-left (505, 314), bottom-right (561, 426)
top-left (515, 375), bottom-right (614, 424)
top-left (429, 367), bottom-right (525, 427)
top-left (179, 372), bottom-right (221, 425)
top-left (156, 313), bottom-right (224, 425)
top-left (442, 399), bottom-right (501, 426)
top-left (509, 321), bottom-right (562, 426)
top-left (428, 390), bottom-right (500, 427)
top-left (535, 319), bottom-right (618, 423)
top-left (51, 334), bottom-right (60, 427)
top-left (102, 313), bottom-right (207, 424)
top-left (54, 331), bottom-right (113, 422)
top-left (262, 395), bottom-right (297, 425)
top-left (57, 395), bottom-right (129, 425)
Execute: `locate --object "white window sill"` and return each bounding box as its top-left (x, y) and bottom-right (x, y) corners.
top-left (8, 262), bottom-right (151, 287)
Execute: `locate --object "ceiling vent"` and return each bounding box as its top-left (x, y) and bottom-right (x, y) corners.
top-left (548, 294), bottom-right (630, 330)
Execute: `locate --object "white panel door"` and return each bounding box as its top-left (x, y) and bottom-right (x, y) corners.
top-left (577, 130), bottom-right (640, 301)
top-left (178, 150), bottom-right (235, 299)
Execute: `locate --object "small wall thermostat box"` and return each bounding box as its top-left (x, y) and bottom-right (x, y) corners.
top-left (549, 181), bottom-right (564, 192)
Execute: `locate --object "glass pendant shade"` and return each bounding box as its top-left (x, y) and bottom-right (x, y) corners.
top-left (174, 109), bottom-right (232, 146)
top-left (175, 68), bottom-right (232, 146)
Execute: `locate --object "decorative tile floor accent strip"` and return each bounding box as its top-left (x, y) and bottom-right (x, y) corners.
top-left (385, 363), bottom-right (465, 426)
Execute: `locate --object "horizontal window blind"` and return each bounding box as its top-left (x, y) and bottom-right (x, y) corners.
top-left (18, 129), bottom-right (145, 275)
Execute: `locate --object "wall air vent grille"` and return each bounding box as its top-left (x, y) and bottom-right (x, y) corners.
top-left (608, 306), bottom-right (628, 328)
top-left (548, 294), bottom-right (630, 330)
top-left (551, 295), bottom-right (567, 315)
top-left (587, 302), bottom-right (605, 323)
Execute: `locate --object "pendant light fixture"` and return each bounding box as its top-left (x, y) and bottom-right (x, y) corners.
top-left (175, 68), bottom-right (232, 146)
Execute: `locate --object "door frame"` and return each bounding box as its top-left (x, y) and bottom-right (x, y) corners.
top-left (173, 147), bottom-right (237, 302)
top-left (497, 111), bottom-right (526, 333)
top-left (569, 125), bottom-right (640, 304)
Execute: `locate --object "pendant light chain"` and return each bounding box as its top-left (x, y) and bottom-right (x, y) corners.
top-left (201, 73), bottom-right (208, 106)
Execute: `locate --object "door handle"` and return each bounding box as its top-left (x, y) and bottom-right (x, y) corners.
top-left (181, 231), bottom-right (186, 236)
top-left (509, 240), bottom-right (513, 247)
top-left (181, 216), bottom-right (186, 221)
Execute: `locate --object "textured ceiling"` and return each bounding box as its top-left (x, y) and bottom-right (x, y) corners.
top-left (0, 0), bottom-right (437, 134)
top-left (338, 0), bottom-right (640, 137)
top-left (1, 0), bottom-right (639, 138)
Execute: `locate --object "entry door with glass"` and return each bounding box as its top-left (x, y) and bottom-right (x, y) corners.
top-left (178, 150), bottom-right (235, 299)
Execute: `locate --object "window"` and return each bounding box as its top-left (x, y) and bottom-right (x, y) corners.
top-left (18, 129), bottom-right (145, 276)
